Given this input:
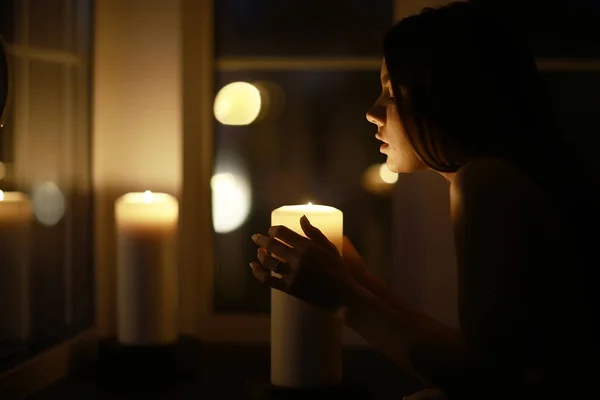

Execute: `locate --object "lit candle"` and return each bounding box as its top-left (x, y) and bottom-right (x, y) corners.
top-left (270, 203), bottom-right (343, 388)
top-left (115, 191), bottom-right (179, 345)
top-left (0, 190), bottom-right (32, 341)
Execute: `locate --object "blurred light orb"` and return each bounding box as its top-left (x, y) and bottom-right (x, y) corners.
top-left (211, 172), bottom-right (251, 233)
top-left (379, 163), bottom-right (398, 184)
top-left (32, 181), bottom-right (66, 226)
top-left (213, 82), bottom-right (261, 126)
top-left (361, 163), bottom-right (398, 195)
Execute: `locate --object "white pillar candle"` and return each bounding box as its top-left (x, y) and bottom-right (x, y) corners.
top-left (270, 203), bottom-right (344, 388)
top-left (115, 191), bottom-right (179, 345)
top-left (0, 190), bottom-right (32, 341)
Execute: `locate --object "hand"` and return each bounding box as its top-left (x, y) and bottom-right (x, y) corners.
top-left (250, 215), bottom-right (356, 310)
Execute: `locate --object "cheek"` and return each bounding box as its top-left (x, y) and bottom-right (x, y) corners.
top-left (385, 110), bottom-right (409, 149)
top-left (384, 110), bottom-right (425, 172)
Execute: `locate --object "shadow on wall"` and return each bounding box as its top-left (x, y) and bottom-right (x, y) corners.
top-left (392, 170), bottom-right (459, 329)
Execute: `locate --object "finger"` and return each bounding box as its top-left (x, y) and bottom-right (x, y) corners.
top-left (250, 262), bottom-right (288, 292)
top-left (300, 215), bottom-right (338, 253)
top-left (267, 225), bottom-right (311, 251)
top-left (251, 233), bottom-right (296, 262)
top-left (257, 248), bottom-right (292, 275)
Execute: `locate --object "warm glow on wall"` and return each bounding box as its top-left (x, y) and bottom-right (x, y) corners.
top-left (213, 82), bottom-right (262, 126)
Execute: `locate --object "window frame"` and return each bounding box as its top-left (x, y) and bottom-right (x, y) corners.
top-left (0, 0), bottom-right (95, 396)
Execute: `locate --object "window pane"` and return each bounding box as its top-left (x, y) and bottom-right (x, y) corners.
top-left (215, 0), bottom-right (393, 57)
top-left (29, 0), bottom-right (68, 50)
top-left (213, 70), bottom-right (395, 313)
top-left (0, 0), bottom-right (93, 372)
top-left (0, 0), bottom-right (16, 43)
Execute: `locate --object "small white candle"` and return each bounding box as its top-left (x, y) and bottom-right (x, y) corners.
top-left (0, 190), bottom-right (32, 341)
top-left (270, 203), bottom-right (343, 388)
top-left (115, 191), bottom-right (179, 345)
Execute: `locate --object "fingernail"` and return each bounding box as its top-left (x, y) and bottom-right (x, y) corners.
top-left (301, 215), bottom-right (308, 223)
top-left (249, 262), bottom-right (255, 270)
top-left (251, 234), bottom-right (258, 242)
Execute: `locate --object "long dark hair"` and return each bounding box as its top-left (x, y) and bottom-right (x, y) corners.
top-left (383, 1), bottom-right (599, 362)
top-left (383, 1), bottom-right (567, 175)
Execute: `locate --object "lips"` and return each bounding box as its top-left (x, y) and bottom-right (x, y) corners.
top-left (376, 133), bottom-right (389, 153)
top-left (375, 133), bottom-right (388, 145)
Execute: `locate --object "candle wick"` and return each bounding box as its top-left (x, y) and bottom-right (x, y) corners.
top-left (143, 190), bottom-right (153, 204)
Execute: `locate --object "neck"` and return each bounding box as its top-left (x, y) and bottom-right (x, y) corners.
top-left (437, 171), bottom-right (456, 184)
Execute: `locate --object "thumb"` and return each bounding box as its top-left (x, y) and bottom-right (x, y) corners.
top-left (300, 215), bottom-right (337, 252)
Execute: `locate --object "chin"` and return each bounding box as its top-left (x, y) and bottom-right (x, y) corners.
top-left (385, 159), bottom-right (404, 174)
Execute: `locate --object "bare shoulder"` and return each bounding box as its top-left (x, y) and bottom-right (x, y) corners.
top-left (451, 158), bottom-right (544, 209)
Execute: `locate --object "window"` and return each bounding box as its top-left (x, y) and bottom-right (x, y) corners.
top-left (180, 0), bottom-right (600, 341)
top-left (212, 1), bottom-right (395, 313)
top-left (0, 0), bottom-right (93, 371)
top-left (209, 0), bottom-right (600, 322)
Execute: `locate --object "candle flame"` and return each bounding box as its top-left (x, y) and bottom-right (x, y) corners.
top-left (143, 190), bottom-right (154, 204)
top-left (0, 190), bottom-right (3, 201)
top-left (307, 202), bottom-right (312, 206)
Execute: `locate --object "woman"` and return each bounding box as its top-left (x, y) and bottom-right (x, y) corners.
top-left (251, 2), bottom-right (597, 398)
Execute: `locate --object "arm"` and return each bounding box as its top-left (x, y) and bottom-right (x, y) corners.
top-left (342, 237), bottom-right (414, 311)
top-left (342, 279), bottom-right (463, 384)
top-left (344, 159), bottom-right (547, 398)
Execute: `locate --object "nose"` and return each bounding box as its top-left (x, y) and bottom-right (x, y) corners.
top-left (366, 102), bottom-right (385, 127)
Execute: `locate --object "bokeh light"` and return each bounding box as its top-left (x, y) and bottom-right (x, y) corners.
top-left (211, 172), bottom-right (251, 233)
top-left (213, 81), bottom-right (262, 126)
top-left (31, 182), bottom-right (66, 226)
top-left (378, 163), bottom-right (398, 184)
top-left (361, 163), bottom-right (398, 195)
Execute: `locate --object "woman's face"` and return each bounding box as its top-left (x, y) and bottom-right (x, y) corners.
top-left (366, 59), bottom-right (426, 173)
